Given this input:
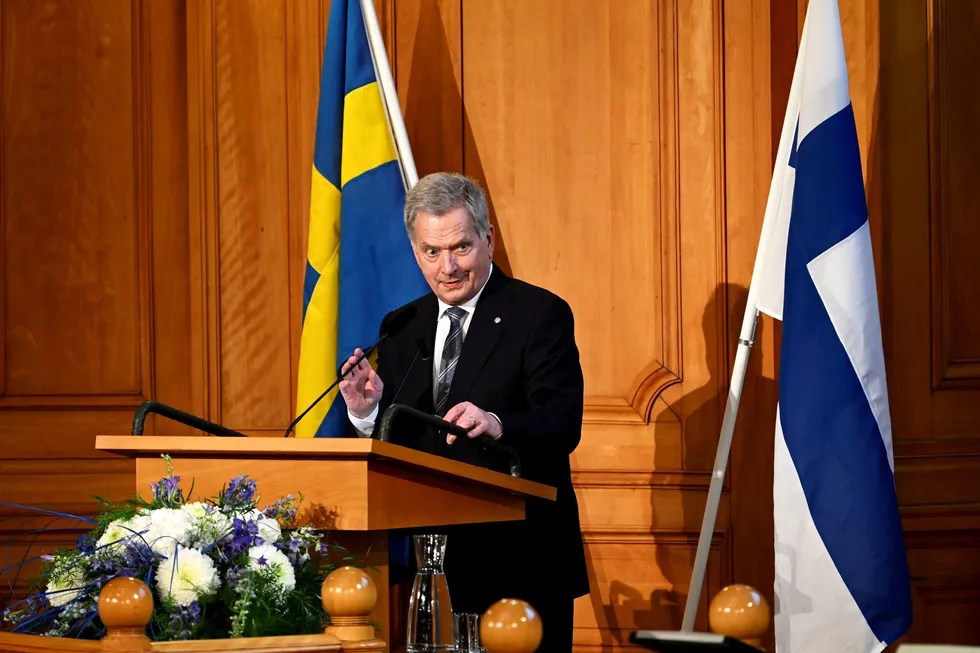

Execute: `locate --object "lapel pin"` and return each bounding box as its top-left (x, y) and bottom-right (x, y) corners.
top-left (494, 317), bottom-right (501, 324)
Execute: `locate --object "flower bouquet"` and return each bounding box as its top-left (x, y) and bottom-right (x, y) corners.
top-left (1, 455), bottom-right (364, 641)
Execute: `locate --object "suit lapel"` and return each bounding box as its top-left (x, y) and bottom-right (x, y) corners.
top-left (447, 270), bottom-right (511, 407)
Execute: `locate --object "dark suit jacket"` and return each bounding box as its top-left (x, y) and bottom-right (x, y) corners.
top-left (352, 268), bottom-right (589, 611)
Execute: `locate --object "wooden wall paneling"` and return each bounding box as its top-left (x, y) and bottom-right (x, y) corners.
top-left (2, 0), bottom-right (978, 648)
top-left (452, 0), bottom-right (728, 646)
top-left (905, 529), bottom-right (980, 645)
top-left (0, 0), bottom-right (156, 448)
top-left (213, 0), bottom-right (293, 432)
top-left (285, 0), bottom-right (326, 418)
top-left (1, 0), bottom-right (144, 405)
top-left (653, 0), bottom-right (730, 631)
top-left (929, 0), bottom-right (980, 388)
top-left (149, 0), bottom-right (195, 437)
top-left (875, 0), bottom-right (931, 448)
top-left (857, 0), bottom-right (980, 644)
top-left (393, 0), bottom-right (463, 175)
top-left (0, 0), bottom-right (187, 604)
top-left (571, 532), bottom-right (727, 652)
top-left (187, 0), bottom-right (323, 435)
top-left (186, 0), bottom-right (219, 424)
top-left (662, 0), bottom-right (725, 474)
top-left (0, 530), bottom-right (95, 602)
top-left (722, 3), bottom-right (782, 652)
top-left (460, 0), bottom-right (678, 427)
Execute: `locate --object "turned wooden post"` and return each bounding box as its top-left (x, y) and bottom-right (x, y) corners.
top-left (97, 577), bottom-right (153, 653)
top-left (708, 584), bottom-right (771, 648)
top-left (322, 566), bottom-right (386, 650)
top-left (480, 598), bottom-right (543, 653)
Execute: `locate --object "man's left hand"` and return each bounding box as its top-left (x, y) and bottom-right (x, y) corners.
top-left (444, 401), bottom-right (502, 443)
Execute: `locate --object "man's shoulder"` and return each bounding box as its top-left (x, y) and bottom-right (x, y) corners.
top-left (505, 275), bottom-right (572, 312)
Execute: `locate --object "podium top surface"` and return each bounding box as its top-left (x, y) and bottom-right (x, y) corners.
top-left (95, 435), bottom-right (556, 501)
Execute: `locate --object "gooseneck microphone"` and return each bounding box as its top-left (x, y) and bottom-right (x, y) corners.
top-left (283, 306), bottom-right (417, 437)
top-left (389, 337), bottom-right (431, 407)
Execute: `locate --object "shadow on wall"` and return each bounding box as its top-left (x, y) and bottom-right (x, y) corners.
top-left (402, 0), bottom-right (512, 277)
top-left (588, 283), bottom-right (774, 644)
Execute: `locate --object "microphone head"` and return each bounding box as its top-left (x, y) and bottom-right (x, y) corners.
top-left (382, 305), bottom-right (417, 338)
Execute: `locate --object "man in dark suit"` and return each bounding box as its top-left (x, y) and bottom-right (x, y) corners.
top-left (338, 172), bottom-right (588, 651)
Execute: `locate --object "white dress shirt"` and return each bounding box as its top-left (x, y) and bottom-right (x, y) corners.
top-left (349, 265), bottom-right (496, 437)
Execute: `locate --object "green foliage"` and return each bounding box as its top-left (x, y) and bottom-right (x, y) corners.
top-left (1, 457), bottom-right (371, 643)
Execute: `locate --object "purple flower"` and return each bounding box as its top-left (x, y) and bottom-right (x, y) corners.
top-left (262, 495), bottom-right (297, 524)
top-left (276, 535), bottom-right (308, 566)
top-left (167, 600), bottom-right (203, 640)
top-left (222, 475), bottom-right (257, 507)
top-left (256, 556), bottom-right (267, 566)
top-left (151, 474), bottom-right (182, 507)
top-left (75, 534), bottom-right (96, 555)
top-left (89, 558), bottom-right (115, 574)
top-left (225, 566), bottom-right (243, 587)
top-left (224, 517), bottom-right (259, 555)
top-left (120, 540), bottom-right (158, 571)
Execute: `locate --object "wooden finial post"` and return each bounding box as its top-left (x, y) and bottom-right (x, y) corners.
top-left (321, 566), bottom-right (378, 642)
top-left (97, 576), bottom-right (153, 653)
top-left (708, 584), bottom-right (770, 647)
top-left (480, 598), bottom-right (543, 653)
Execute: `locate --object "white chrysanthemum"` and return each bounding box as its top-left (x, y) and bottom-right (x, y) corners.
top-left (46, 563), bottom-right (87, 608)
top-left (96, 514), bottom-right (151, 554)
top-left (155, 545), bottom-right (220, 606)
top-left (247, 544), bottom-right (295, 592)
top-left (145, 508), bottom-right (195, 556)
top-left (241, 509), bottom-right (282, 545)
top-left (182, 502), bottom-right (208, 520)
top-left (185, 504), bottom-right (232, 550)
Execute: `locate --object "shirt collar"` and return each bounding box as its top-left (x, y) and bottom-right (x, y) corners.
top-left (437, 264), bottom-right (494, 318)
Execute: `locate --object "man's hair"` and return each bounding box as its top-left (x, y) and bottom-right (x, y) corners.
top-left (403, 172), bottom-right (490, 240)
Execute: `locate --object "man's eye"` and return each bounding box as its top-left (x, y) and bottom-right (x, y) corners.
top-left (425, 249), bottom-right (438, 256)
top-left (456, 245), bottom-right (470, 253)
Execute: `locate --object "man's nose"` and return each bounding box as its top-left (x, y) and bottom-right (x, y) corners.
top-left (441, 252), bottom-right (458, 275)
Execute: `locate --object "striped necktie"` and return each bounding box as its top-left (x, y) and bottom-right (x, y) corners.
top-left (435, 306), bottom-right (467, 416)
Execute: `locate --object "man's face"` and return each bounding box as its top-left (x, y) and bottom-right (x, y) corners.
top-left (411, 206), bottom-right (494, 305)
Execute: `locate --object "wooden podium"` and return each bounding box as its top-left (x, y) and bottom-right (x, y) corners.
top-left (95, 435), bottom-right (556, 649)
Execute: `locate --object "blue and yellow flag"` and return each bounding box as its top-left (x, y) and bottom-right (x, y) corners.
top-left (296, 0), bottom-right (428, 438)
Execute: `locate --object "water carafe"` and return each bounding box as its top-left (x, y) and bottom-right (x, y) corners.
top-left (406, 534), bottom-right (454, 652)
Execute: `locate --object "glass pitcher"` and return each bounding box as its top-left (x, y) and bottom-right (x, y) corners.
top-left (405, 534), bottom-right (454, 652)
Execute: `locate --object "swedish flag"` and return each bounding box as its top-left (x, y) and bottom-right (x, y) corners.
top-left (296, 0), bottom-right (428, 438)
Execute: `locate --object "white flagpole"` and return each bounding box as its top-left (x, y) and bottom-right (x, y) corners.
top-left (680, 17), bottom-right (810, 631)
top-left (359, 0), bottom-right (419, 189)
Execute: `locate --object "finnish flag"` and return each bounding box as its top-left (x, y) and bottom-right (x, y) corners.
top-left (754, 0), bottom-right (913, 651)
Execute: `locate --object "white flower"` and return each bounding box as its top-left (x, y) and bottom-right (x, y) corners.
top-left (185, 504), bottom-right (232, 550)
top-left (96, 514), bottom-right (151, 554)
top-left (247, 544), bottom-right (295, 592)
top-left (240, 509), bottom-right (282, 545)
top-left (181, 502), bottom-right (208, 520)
top-left (255, 515), bottom-right (281, 545)
top-left (155, 545), bottom-right (220, 606)
top-left (45, 563), bottom-right (87, 608)
top-left (182, 503), bottom-right (232, 550)
top-left (145, 508), bottom-right (195, 556)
